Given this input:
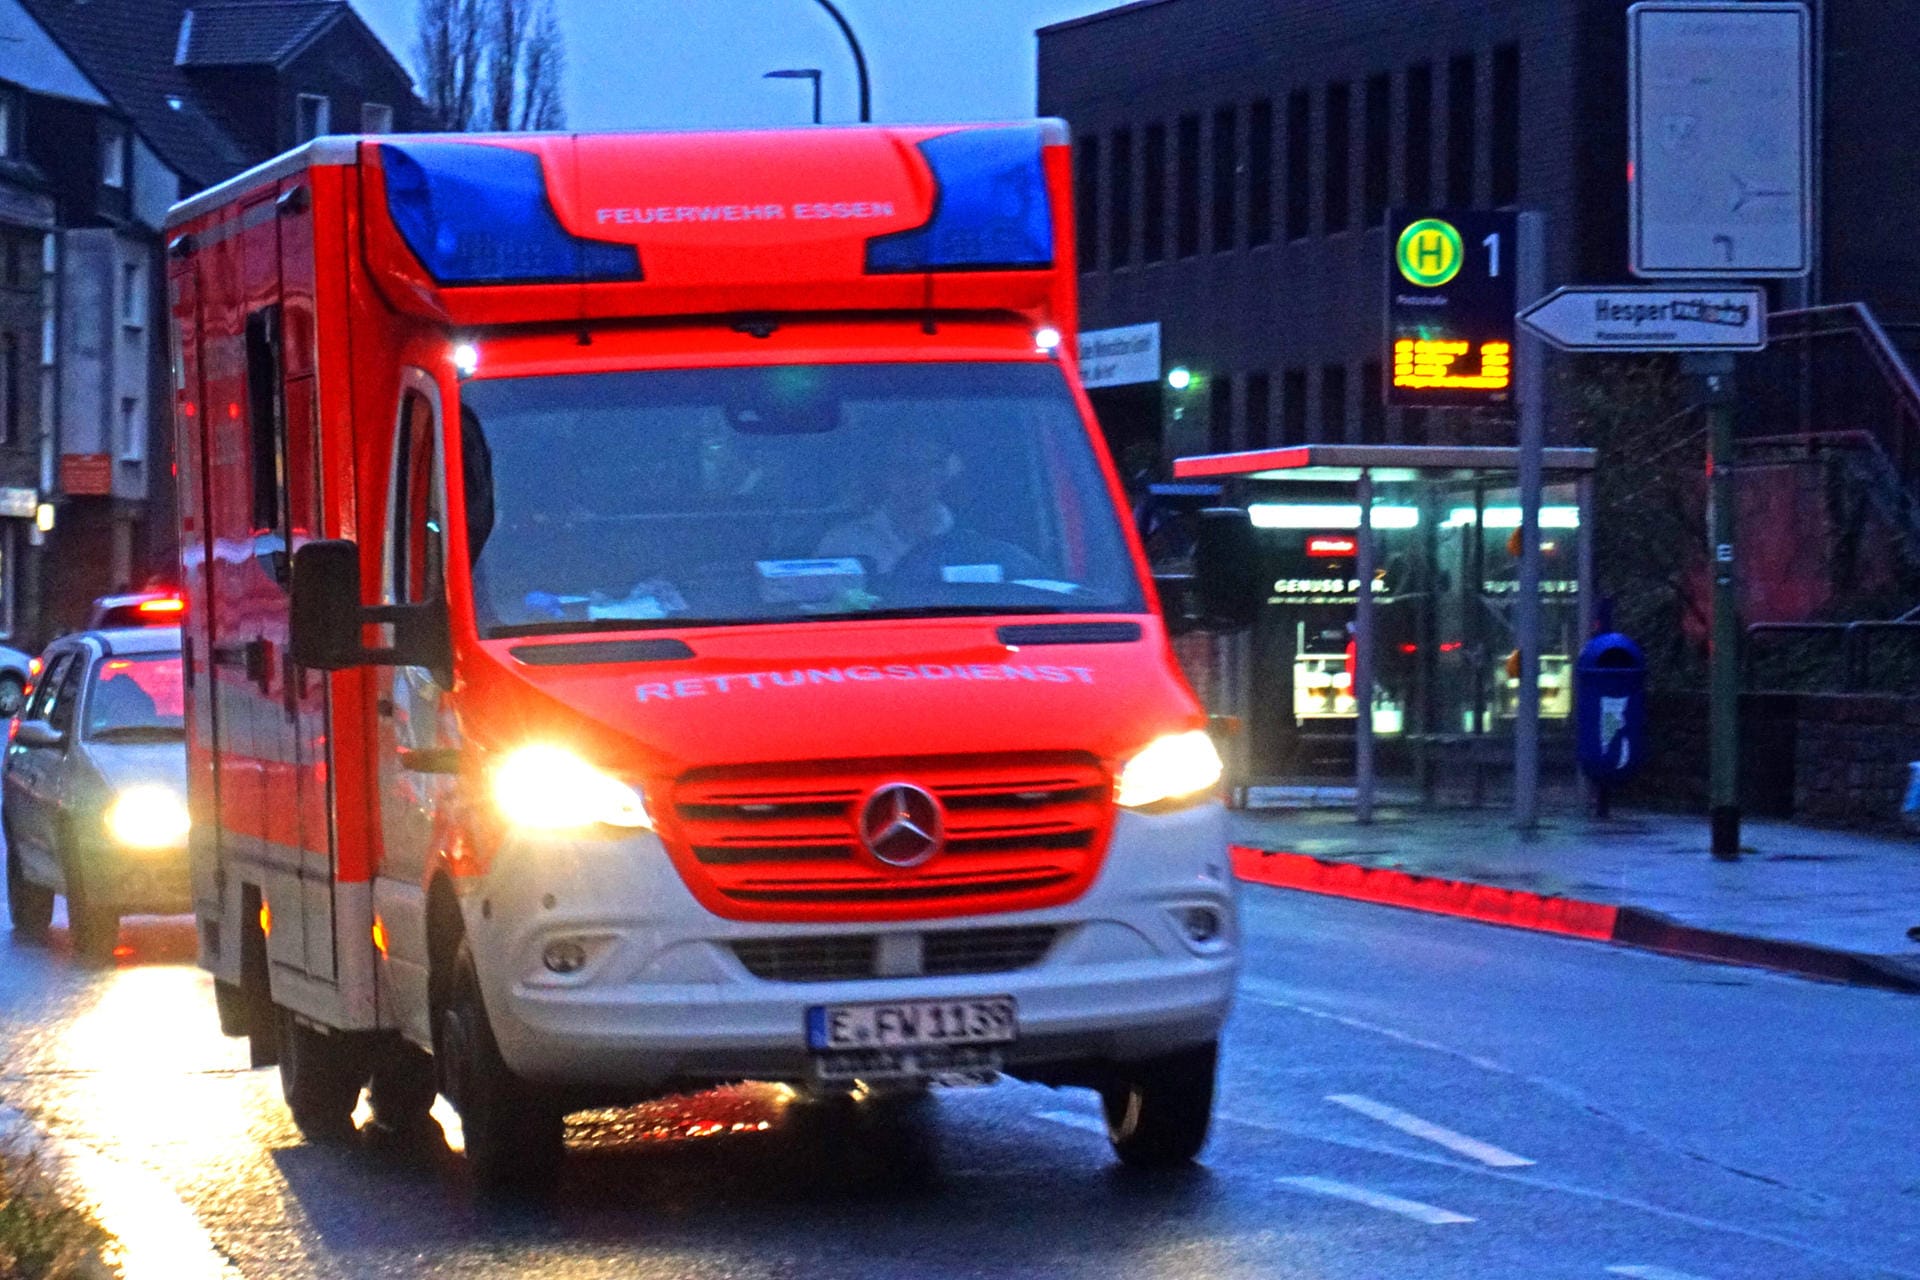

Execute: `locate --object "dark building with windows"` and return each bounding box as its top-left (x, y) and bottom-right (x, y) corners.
top-left (0, 0), bottom-right (427, 644)
top-left (1044, 0), bottom-right (1920, 800)
top-left (1040, 0), bottom-right (1920, 463)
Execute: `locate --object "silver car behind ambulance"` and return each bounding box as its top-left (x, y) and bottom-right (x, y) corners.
top-left (4, 627), bottom-right (190, 959)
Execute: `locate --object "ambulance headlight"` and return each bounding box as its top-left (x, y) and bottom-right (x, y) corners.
top-left (1114, 730), bottom-right (1223, 810)
top-left (491, 745), bottom-right (652, 831)
top-left (104, 785), bottom-right (191, 850)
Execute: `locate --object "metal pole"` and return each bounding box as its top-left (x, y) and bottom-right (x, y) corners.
top-left (1513, 212), bottom-right (1546, 830)
top-left (1577, 471), bottom-right (1598, 817)
top-left (811, 0), bottom-right (871, 122)
top-left (1692, 353), bottom-right (1742, 859)
top-left (1354, 468), bottom-right (1376, 824)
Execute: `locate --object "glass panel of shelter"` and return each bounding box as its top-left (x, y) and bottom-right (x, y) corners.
top-left (1247, 472), bottom-right (1583, 788)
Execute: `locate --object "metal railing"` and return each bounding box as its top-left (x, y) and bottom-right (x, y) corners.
top-left (1737, 306), bottom-right (1920, 695)
top-left (1747, 304), bottom-right (1920, 491)
top-left (1746, 617), bottom-right (1920, 692)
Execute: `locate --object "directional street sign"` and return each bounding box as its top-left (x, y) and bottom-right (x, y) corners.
top-left (1627, 2), bottom-right (1812, 278)
top-left (1517, 285), bottom-right (1767, 353)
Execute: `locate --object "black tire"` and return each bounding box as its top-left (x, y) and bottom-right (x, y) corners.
top-left (63, 855), bottom-right (119, 962)
top-left (0, 675), bottom-right (24, 719)
top-left (438, 941), bottom-right (564, 1196)
top-left (1100, 1040), bottom-right (1218, 1169)
top-left (277, 1006), bottom-right (366, 1143)
top-left (365, 1038), bottom-right (439, 1142)
top-left (7, 844), bottom-right (53, 940)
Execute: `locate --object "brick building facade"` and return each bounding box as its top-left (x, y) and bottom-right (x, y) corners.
top-left (0, 0), bottom-right (428, 645)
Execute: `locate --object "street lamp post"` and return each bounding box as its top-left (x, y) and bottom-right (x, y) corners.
top-left (763, 68), bottom-right (822, 124)
top-left (809, 0), bottom-right (870, 122)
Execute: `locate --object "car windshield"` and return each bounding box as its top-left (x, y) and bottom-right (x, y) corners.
top-left (457, 361), bottom-right (1145, 637)
top-left (85, 653), bottom-right (185, 740)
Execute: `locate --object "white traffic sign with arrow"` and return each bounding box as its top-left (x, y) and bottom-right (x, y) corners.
top-left (1628, 2), bottom-right (1811, 278)
top-left (1517, 285), bottom-right (1767, 353)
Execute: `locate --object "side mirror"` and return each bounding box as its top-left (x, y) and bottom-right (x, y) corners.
top-left (290, 540), bottom-right (366, 670)
top-left (291, 539), bottom-right (453, 686)
top-left (1153, 572), bottom-right (1199, 636)
top-left (14, 720), bottom-right (65, 750)
top-left (1192, 507), bottom-right (1263, 631)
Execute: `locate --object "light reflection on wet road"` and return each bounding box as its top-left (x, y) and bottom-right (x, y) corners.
top-left (5, 891), bottom-right (1920, 1279)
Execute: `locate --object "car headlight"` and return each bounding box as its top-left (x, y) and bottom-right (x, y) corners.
top-left (1114, 729), bottom-right (1223, 810)
top-left (104, 785), bottom-right (191, 850)
top-left (491, 745), bottom-right (652, 831)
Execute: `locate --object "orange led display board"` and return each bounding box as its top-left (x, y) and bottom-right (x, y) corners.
top-left (1385, 209), bottom-right (1517, 408)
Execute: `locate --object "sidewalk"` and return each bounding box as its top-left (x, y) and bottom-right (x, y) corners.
top-left (1228, 805), bottom-right (1920, 992)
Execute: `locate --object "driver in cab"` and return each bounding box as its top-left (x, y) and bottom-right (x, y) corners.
top-left (814, 433), bottom-right (1046, 586)
top-left (813, 433), bottom-right (958, 574)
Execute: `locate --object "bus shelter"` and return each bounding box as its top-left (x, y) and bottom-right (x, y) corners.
top-left (1170, 444), bottom-right (1598, 819)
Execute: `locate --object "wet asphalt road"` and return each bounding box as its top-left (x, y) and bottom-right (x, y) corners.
top-left (2, 872), bottom-right (1918, 1279)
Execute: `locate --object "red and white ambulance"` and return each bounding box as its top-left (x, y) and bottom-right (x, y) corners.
top-left (165, 122), bottom-right (1242, 1192)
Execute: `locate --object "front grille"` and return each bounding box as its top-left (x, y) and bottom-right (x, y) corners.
top-left (730, 925), bottom-right (1060, 982)
top-left (923, 924), bottom-right (1059, 976)
top-left (732, 935), bottom-right (875, 982)
top-left (664, 755), bottom-right (1113, 922)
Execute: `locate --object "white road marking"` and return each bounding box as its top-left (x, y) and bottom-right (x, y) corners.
top-left (1275, 1175), bottom-right (1475, 1225)
top-left (1034, 1109), bottom-right (1108, 1136)
top-left (1225, 1112), bottom-right (1920, 1280)
top-left (1239, 977), bottom-right (1512, 1074)
top-left (1607, 1267), bottom-right (1717, 1280)
top-left (1325, 1093), bottom-right (1535, 1167)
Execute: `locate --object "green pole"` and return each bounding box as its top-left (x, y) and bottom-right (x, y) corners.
top-left (1695, 354), bottom-right (1741, 859)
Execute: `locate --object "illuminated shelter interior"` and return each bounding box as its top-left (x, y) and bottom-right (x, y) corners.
top-left (1171, 444), bottom-right (1598, 808)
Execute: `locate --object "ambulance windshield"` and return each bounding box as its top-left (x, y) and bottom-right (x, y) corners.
top-left (458, 361), bottom-right (1145, 637)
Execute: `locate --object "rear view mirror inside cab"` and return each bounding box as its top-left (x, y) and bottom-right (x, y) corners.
top-left (725, 366), bottom-right (839, 435)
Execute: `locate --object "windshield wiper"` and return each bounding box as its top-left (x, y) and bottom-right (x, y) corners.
top-left (802, 604), bottom-right (1073, 623)
top-left (487, 604), bottom-right (1072, 639)
top-left (489, 617), bottom-right (736, 639)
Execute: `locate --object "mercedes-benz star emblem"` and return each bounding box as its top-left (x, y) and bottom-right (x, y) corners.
top-left (858, 783), bottom-right (944, 868)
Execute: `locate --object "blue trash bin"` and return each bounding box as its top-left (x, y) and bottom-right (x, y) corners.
top-left (1574, 633), bottom-right (1646, 785)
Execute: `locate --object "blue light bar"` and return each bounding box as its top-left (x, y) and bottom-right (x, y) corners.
top-left (865, 125), bottom-right (1054, 274)
top-left (381, 142), bottom-right (640, 285)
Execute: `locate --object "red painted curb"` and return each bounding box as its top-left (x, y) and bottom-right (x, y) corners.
top-left (1230, 843), bottom-right (1920, 994)
top-left (1230, 845), bottom-right (1620, 940)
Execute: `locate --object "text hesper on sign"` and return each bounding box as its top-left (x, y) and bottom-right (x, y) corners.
top-left (1517, 285), bottom-right (1767, 353)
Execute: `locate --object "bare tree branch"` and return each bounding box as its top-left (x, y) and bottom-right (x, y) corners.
top-left (517, 0), bottom-right (565, 130)
top-left (485, 0), bottom-right (523, 132)
top-left (416, 0), bottom-right (559, 132)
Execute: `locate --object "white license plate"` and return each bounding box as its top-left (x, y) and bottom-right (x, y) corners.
top-left (807, 996), bottom-right (1017, 1051)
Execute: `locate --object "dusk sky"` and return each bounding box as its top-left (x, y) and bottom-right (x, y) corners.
top-left (351, 1), bottom-right (1123, 130)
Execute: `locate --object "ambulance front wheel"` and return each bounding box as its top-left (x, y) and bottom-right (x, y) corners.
top-left (1100, 1039), bottom-right (1218, 1169)
top-left (438, 940), bottom-right (564, 1197)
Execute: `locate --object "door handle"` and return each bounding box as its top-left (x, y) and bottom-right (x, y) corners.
top-left (213, 638), bottom-right (275, 694)
top-left (282, 648), bottom-right (301, 720)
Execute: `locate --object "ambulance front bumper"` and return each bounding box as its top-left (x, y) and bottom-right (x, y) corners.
top-left (465, 803), bottom-right (1239, 1092)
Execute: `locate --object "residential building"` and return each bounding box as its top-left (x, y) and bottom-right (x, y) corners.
top-left (0, 0), bottom-right (427, 644)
